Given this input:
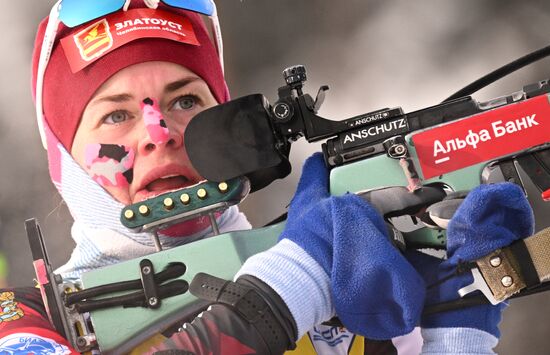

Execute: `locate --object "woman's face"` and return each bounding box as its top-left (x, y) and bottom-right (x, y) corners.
top-left (72, 61), bottom-right (218, 207)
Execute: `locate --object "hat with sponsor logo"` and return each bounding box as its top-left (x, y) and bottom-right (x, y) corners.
top-left (31, 0), bottom-right (228, 151)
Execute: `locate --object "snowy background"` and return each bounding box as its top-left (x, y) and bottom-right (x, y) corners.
top-left (1, 1), bottom-right (549, 353)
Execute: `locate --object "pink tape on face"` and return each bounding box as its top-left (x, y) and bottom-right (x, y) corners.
top-left (84, 144), bottom-right (135, 187)
top-left (85, 143), bottom-right (102, 168)
top-left (141, 97), bottom-right (170, 144)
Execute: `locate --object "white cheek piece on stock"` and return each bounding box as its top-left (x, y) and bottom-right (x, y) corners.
top-left (34, 0), bottom-right (224, 150)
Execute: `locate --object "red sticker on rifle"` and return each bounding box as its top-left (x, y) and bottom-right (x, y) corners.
top-left (61, 8), bottom-right (199, 73)
top-left (412, 94), bottom-right (550, 179)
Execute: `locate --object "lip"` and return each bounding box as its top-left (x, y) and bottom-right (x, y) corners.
top-left (133, 163), bottom-right (199, 203)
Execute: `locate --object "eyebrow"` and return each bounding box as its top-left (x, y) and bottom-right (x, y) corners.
top-left (89, 93), bottom-right (134, 107)
top-left (88, 76), bottom-right (202, 107)
top-left (164, 76), bottom-right (202, 94)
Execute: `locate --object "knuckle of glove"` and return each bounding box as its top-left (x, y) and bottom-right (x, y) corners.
top-left (446, 182), bottom-right (534, 262)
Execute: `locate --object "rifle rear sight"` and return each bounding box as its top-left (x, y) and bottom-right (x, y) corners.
top-left (271, 65), bottom-right (412, 167)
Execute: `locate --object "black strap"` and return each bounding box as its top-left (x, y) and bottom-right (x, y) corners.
top-left (423, 280), bottom-right (550, 315)
top-left (74, 280), bottom-right (188, 313)
top-left (190, 273), bottom-right (295, 352)
top-left (509, 239), bottom-right (540, 289)
top-left (65, 262), bottom-right (186, 305)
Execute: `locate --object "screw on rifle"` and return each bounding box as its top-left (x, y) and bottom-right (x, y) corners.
top-left (393, 144), bottom-right (407, 156)
top-left (180, 193), bottom-right (190, 205)
top-left (148, 297), bottom-right (158, 306)
top-left (138, 205), bottom-right (150, 216)
top-left (197, 188), bottom-right (207, 199)
top-left (124, 209), bottom-right (135, 220)
top-left (142, 266), bottom-right (151, 275)
top-left (163, 197), bottom-right (175, 210)
top-left (490, 256), bottom-right (502, 267)
top-left (501, 276), bottom-right (513, 287)
top-left (388, 144), bottom-right (405, 158)
top-left (218, 182), bottom-right (228, 193)
top-left (383, 137), bottom-right (408, 159)
top-left (76, 337), bottom-right (88, 347)
top-left (76, 334), bottom-right (97, 349)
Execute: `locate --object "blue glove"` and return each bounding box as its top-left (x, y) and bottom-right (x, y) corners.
top-left (407, 183), bottom-right (534, 337)
top-left (281, 153), bottom-right (425, 339)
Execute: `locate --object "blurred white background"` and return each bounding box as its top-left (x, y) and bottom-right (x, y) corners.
top-left (1, 1), bottom-right (549, 353)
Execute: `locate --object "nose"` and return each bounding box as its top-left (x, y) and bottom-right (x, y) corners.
top-left (138, 98), bottom-right (183, 154)
top-left (138, 123), bottom-right (183, 154)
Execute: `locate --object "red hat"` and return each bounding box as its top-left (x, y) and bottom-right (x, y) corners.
top-left (31, 1), bottom-right (229, 151)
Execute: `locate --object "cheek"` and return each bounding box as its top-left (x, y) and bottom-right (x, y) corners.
top-left (84, 143), bottom-right (135, 188)
top-left (141, 97), bottom-right (170, 144)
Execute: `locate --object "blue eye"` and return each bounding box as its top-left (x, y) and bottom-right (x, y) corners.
top-left (172, 95), bottom-right (197, 110)
top-left (103, 111), bottom-right (130, 124)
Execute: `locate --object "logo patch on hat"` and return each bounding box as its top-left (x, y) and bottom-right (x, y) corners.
top-left (61, 9), bottom-right (199, 73)
top-left (73, 19), bottom-right (113, 62)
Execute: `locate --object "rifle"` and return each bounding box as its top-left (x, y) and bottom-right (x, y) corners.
top-left (27, 53), bottom-right (550, 353)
